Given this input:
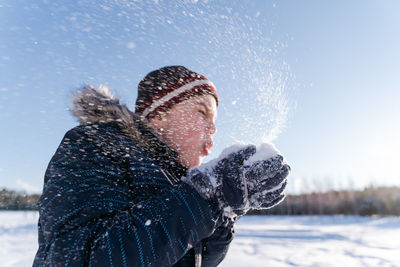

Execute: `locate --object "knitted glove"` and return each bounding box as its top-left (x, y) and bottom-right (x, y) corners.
top-left (182, 143), bottom-right (290, 218)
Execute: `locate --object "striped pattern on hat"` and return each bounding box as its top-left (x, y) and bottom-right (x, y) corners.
top-left (135, 66), bottom-right (218, 119)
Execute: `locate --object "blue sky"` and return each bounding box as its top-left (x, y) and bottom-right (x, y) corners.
top-left (1, 0), bottom-right (399, 194)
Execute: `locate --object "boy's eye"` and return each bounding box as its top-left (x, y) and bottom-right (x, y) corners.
top-left (198, 109), bottom-right (206, 115)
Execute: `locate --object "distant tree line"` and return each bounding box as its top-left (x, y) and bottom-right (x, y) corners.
top-left (0, 188), bottom-right (40, 210)
top-left (2, 186), bottom-right (400, 216)
top-left (250, 186), bottom-right (400, 216)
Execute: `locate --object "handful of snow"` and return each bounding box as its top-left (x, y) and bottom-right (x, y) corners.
top-left (200, 142), bottom-right (281, 172)
top-left (244, 142), bottom-right (280, 166)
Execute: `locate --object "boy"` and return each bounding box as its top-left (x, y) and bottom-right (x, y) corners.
top-left (34, 66), bottom-right (289, 266)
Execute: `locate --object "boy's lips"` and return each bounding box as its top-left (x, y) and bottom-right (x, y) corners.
top-left (202, 140), bottom-right (213, 156)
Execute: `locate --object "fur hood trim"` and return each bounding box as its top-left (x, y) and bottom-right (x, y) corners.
top-left (72, 85), bottom-right (139, 131)
top-left (71, 85), bottom-right (156, 143)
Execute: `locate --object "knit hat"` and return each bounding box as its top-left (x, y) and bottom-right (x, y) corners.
top-left (135, 66), bottom-right (218, 119)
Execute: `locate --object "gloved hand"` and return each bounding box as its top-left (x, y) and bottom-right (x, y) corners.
top-left (182, 143), bottom-right (290, 218)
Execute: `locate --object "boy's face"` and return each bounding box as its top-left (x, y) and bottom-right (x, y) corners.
top-left (150, 94), bottom-right (217, 168)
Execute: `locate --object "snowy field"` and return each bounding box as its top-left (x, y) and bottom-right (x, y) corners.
top-left (1, 211), bottom-right (400, 267)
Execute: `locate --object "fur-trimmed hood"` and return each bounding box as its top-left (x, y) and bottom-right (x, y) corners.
top-left (71, 85), bottom-right (187, 180)
top-left (71, 85), bottom-right (145, 143)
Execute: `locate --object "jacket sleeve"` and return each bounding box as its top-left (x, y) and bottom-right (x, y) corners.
top-left (36, 126), bottom-right (222, 267)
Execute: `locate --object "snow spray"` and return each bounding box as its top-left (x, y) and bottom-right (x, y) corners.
top-left (44, 0), bottom-right (293, 146)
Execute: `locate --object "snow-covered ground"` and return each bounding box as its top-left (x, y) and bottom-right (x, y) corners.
top-left (1, 211), bottom-right (399, 267)
top-left (0, 211), bottom-right (39, 267)
top-left (221, 215), bottom-right (400, 267)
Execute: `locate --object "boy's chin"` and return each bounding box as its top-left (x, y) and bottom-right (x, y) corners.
top-left (180, 156), bottom-right (203, 168)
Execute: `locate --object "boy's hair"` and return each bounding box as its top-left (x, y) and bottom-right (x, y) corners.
top-left (135, 66), bottom-right (218, 119)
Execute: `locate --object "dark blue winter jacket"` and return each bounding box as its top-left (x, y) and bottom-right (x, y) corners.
top-left (33, 87), bottom-right (233, 267)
